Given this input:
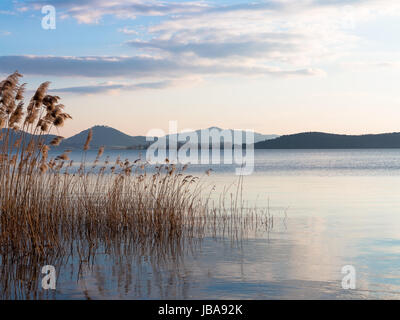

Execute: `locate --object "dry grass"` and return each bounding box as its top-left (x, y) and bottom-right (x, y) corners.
top-left (0, 73), bottom-right (273, 299)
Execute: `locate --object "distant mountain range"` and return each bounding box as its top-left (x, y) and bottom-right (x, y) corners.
top-left (58, 126), bottom-right (278, 150)
top-left (5, 127), bottom-right (400, 150)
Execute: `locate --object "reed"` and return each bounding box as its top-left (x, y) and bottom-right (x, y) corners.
top-left (0, 73), bottom-right (273, 299)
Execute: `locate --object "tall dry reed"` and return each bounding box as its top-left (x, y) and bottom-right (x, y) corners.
top-left (0, 73), bottom-right (273, 299)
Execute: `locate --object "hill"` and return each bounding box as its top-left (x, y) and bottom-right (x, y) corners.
top-left (165, 127), bottom-right (278, 144)
top-left (0, 128), bottom-right (57, 146)
top-left (254, 132), bottom-right (400, 149)
top-left (62, 125), bottom-right (150, 149)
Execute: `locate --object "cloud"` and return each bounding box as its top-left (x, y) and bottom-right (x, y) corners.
top-left (342, 61), bottom-right (400, 70)
top-left (132, 1), bottom-right (361, 67)
top-left (17, 6), bottom-right (29, 13)
top-left (19, 1), bottom-right (400, 69)
top-left (52, 80), bottom-right (174, 94)
top-left (24, 0), bottom-right (400, 23)
top-left (0, 55), bottom-right (324, 79)
top-left (12, 0), bottom-right (400, 93)
top-left (0, 10), bottom-right (15, 15)
top-left (0, 31), bottom-right (11, 36)
top-left (126, 33), bottom-right (300, 59)
top-left (118, 27), bottom-right (138, 35)
top-left (27, 0), bottom-right (210, 24)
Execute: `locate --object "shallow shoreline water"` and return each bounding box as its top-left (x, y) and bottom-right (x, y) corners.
top-left (3, 149), bottom-right (400, 299)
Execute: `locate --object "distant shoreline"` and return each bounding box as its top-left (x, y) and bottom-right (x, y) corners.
top-left (4, 127), bottom-right (400, 150)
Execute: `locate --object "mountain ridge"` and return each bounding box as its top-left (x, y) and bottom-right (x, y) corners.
top-left (5, 127), bottom-right (400, 150)
top-left (254, 131), bottom-right (400, 149)
top-left (59, 125), bottom-right (279, 149)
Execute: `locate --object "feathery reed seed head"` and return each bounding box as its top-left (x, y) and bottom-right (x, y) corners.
top-left (50, 136), bottom-right (64, 146)
top-left (84, 128), bottom-right (93, 151)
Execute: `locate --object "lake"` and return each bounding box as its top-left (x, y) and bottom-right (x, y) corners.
top-left (20, 149), bottom-right (400, 299)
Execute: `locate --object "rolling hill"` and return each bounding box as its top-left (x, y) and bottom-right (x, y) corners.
top-left (61, 125), bottom-right (150, 149)
top-left (0, 128), bottom-right (58, 146)
top-left (165, 127), bottom-right (278, 144)
top-left (254, 132), bottom-right (400, 149)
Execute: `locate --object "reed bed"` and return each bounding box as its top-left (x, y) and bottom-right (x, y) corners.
top-left (0, 73), bottom-right (273, 299)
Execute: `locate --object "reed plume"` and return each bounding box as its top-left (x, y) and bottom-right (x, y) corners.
top-left (84, 128), bottom-right (92, 151)
top-left (0, 72), bottom-right (272, 300)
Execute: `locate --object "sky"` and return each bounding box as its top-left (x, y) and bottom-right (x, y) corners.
top-left (0, 0), bottom-right (400, 137)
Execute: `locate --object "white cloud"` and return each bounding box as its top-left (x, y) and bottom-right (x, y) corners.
top-left (0, 10), bottom-right (15, 15)
top-left (0, 55), bottom-right (324, 79)
top-left (118, 27), bottom-right (138, 35)
top-left (22, 1), bottom-right (400, 68)
top-left (13, 0), bottom-right (400, 92)
top-left (342, 61), bottom-right (400, 70)
top-left (17, 7), bottom-right (29, 13)
top-left (28, 0), bottom-right (210, 24)
top-left (52, 80), bottom-right (174, 94)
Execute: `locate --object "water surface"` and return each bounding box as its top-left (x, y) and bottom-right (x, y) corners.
top-left (13, 149), bottom-right (400, 299)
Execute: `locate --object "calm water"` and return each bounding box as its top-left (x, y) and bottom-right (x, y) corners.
top-left (23, 150), bottom-right (400, 299)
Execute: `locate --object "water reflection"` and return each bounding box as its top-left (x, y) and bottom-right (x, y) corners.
top-left (61, 214), bottom-right (400, 299)
top-left (0, 207), bottom-right (274, 300)
top-left (3, 212), bottom-right (400, 299)
top-left (3, 149), bottom-right (400, 299)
